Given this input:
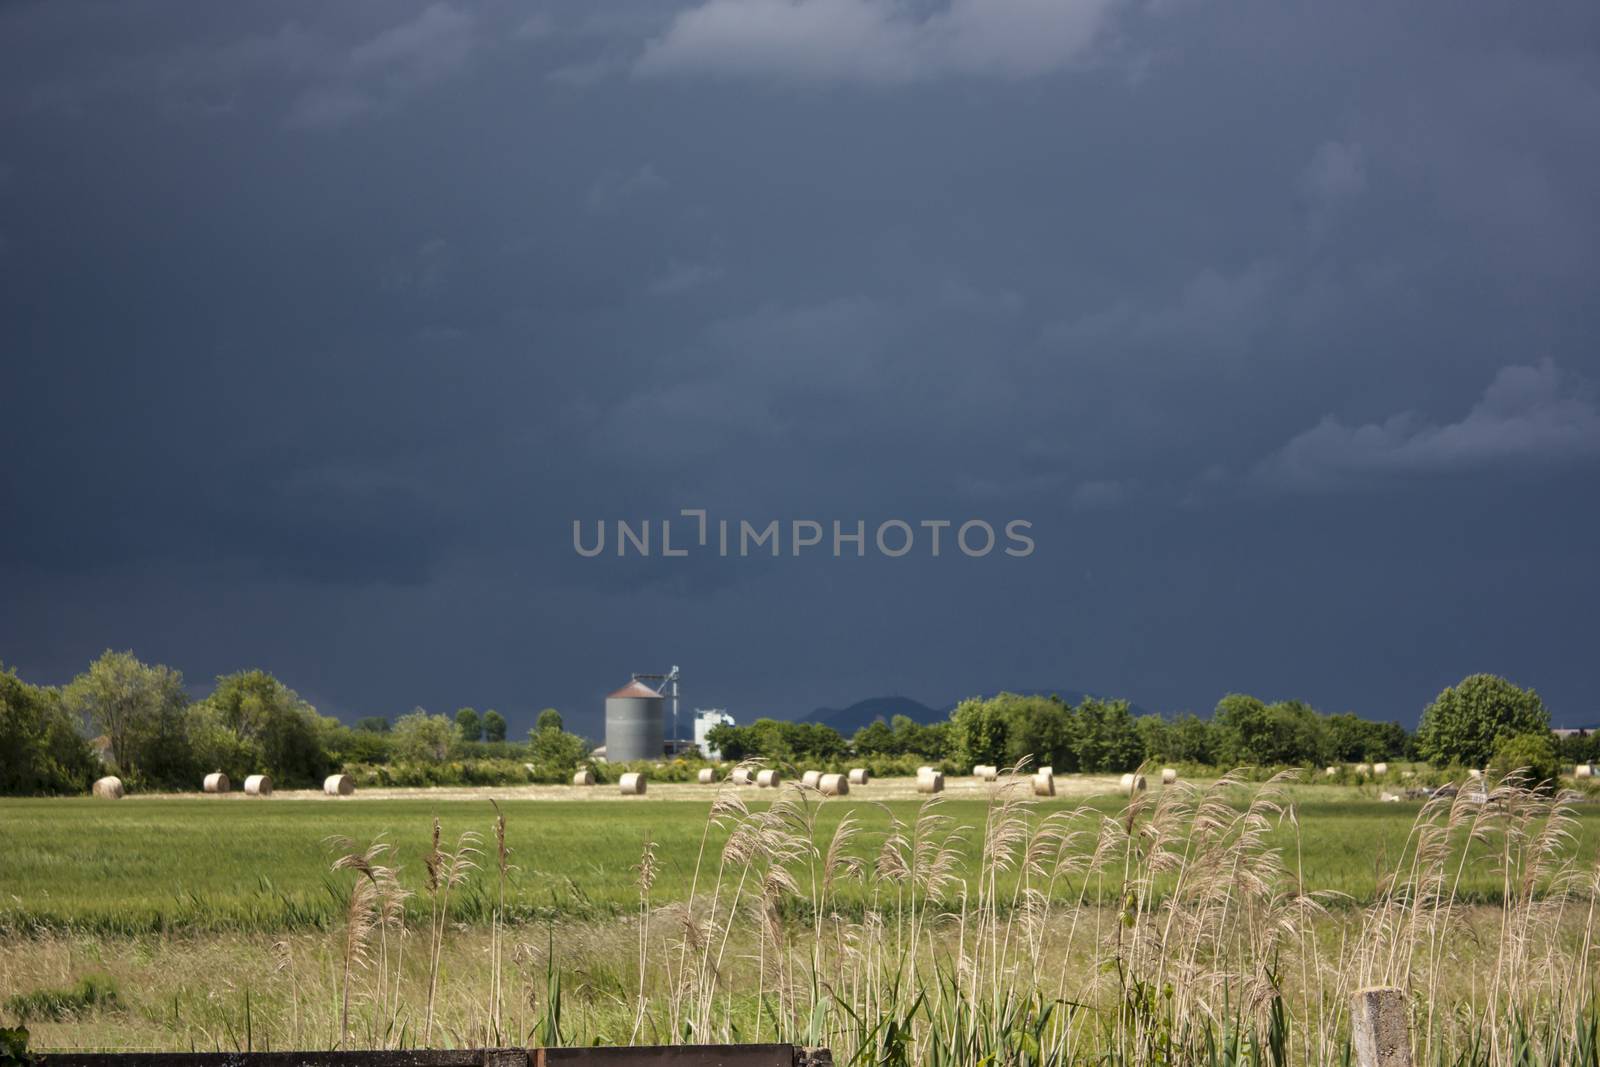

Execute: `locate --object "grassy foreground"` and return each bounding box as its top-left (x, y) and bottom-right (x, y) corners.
top-left (5, 772), bottom-right (1600, 1064)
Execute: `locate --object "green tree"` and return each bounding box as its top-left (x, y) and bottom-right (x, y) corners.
top-left (1073, 697), bottom-right (1143, 773)
top-left (1265, 700), bottom-right (1334, 766)
top-left (455, 707), bottom-right (483, 742)
top-left (61, 650), bottom-right (190, 785)
top-left (998, 694), bottom-right (1074, 771)
top-left (184, 702), bottom-right (260, 783)
top-left (1416, 674), bottom-right (1550, 769)
top-left (950, 697), bottom-right (1010, 768)
top-left (888, 715), bottom-right (948, 759)
top-left (851, 719), bottom-right (897, 756)
top-left (1326, 712), bottom-right (1374, 762)
top-left (1326, 712), bottom-right (1411, 763)
top-left (323, 722), bottom-right (393, 765)
top-left (706, 722), bottom-right (751, 760)
top-left (1556, 730), bottom-right (1599, 765)
top-left (1490, 731), bottom-right (1562, 789)
top-left (1212, 694), bottom-right (1275, 765)
top-left (1135, 715), bottom-right (1173, 761)
top-left (355, 716), bottom-right (391, 733)
top-left (481, 709), bottom-right (507, 742)
top-left (530, 718), bottom-right (586, 773)
top-left (202, 670), bottom-right (334, 787)
top-left (945, 692), bottom-right (1074, 771)
top-left (700, 718), bottom-right (846, 763)
top-left (1165, 714), bottom-right (1215, 764)
top-left (0, 665), bottom-right (100, 796)
top-left (392, 709), bottom-right (456, 764)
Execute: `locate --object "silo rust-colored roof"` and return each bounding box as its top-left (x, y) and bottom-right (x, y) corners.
top-left (608, 680), bottom-right (662, 699)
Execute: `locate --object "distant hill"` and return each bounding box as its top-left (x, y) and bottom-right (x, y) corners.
top-left (802, 696), bottom-right (944, 735)
top-left (802, 688), bottom-right (1148, 735)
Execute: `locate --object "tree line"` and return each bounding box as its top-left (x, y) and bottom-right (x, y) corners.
top-left (0, 651), bottom-right (592, 795)
top-left (711, 675), bottom-right (1584, 780)
top-left (1, 649), bottom-right (1591, 796)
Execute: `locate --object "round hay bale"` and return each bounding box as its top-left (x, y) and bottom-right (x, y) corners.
top-left (203, 772), bottom-right (231, 794)
top-left (573, 768), bottom-right (596, 786)
top-left (801, 770), bottom-right (823, 788)
top-left (1160, 767), bottom-right (1177, 785)
top-left (1325, 766), bottom-right (1339, 777)
top-left (916, 770), bottom-right (945, 794)
top-left (1380, 791), bottom-right (1401, 803)
top-left (1576, 764), bottom-right (1595, 779)
top-left (1354, 763), bottom-right (1371, 776)
top-left (1032, 770), bottom-right (1055, 797)
top-left (697, 768), bottom-right (717, 784)
top-left (92, 776), bottom-right (124, 800)
top-left (974, 764), bottom-right (998, 782)
top-left (847, 767), bottom-right (869, 785)
top-left (1119, 772), bottom-right (1148, 796)
top-left (618, 772), bottom-right (646, 795)
top-left (1372, 762), bottom-right (1389, 776)
top-left (819, 773), bottom-right (849, 796)
top-left (243, 774), bottom-right (273, 796)
top-left (730, 767), bottom-right (752, 785)
top-left (917, 765), bottom-right (935, 780)
top-left (1038, 766), bottom-right (1053, 778)
top-left (756, 769), bottom-right (781, 789)
top-left (323, 774), bottom-right (354, 796)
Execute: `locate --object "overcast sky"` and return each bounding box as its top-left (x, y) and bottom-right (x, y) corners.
top-left (3, 0), bottom-right (1598, 736)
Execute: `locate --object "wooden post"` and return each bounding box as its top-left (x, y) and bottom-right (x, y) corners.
top-left (1351, 987), bottom-right (1412, 1067)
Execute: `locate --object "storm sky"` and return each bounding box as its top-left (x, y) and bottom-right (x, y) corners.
top-left (3, 0), bottom-right (1598, 736)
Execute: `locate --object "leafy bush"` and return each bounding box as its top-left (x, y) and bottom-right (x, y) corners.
top-left (1490, 732), bottom-right (1563, 788)
top-left (391, 709), bottom-right (458, 764)
top-left (1556, 730), bottom-right (1599, 765)
top-left (0, 1024), bottom-right (29, 1067)
top-left (527, 716), bottom-right (589, 775)
top-left (345, 759), bottom-right (534, 788)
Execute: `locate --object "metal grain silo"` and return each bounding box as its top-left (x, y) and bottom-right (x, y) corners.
top-left (606, 679), bottom-right (664, 762)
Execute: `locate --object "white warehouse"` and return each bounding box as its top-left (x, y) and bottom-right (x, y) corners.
top-left (694, 708), bottom-right (735, 759)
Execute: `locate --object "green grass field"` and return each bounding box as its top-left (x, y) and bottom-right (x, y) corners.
top-left (8, 778), bottom-right (1600, 1058)
top-left (6, 783), bottom-right (1598, 934)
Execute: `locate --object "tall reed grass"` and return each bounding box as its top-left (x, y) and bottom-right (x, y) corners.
top-left (13, 763), bottom-right (1599, 1065)
top-left (284, 763), bottom-right (1600, 1064)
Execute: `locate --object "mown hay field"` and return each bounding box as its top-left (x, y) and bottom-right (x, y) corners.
top-left (4, 777), bottom-right (1598, 934)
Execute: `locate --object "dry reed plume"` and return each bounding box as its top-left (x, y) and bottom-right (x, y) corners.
top-left (251, 765), bottom-right (1600, 1064)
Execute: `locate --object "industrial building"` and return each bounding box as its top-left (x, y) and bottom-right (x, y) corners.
top-left (695, 708), bottom-right (736, 760)
top-left (603, 667), bottom-right (735, 760)
top-left (604, 678), bottom-right (665, 762)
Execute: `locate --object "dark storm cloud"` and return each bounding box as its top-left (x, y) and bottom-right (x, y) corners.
top-left (3, 0), bottom-right (1599, 734)
top-left (634, 0), bottom-right (1121, 83)
top-left (1254, 361), bottom-right (1600, 493)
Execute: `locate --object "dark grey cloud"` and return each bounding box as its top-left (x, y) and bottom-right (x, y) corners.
top-left (3, 0), bottom-right (1599, 732)
top-left (635, 0), bottom-right (1122, 84)
top-left (1255, 361), bottom-right (1600, 492)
